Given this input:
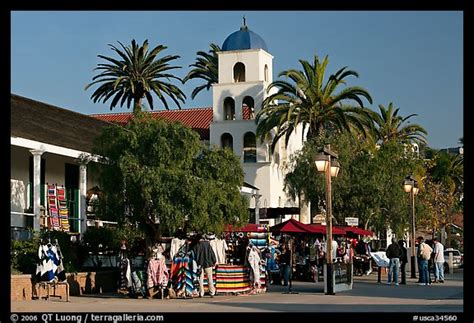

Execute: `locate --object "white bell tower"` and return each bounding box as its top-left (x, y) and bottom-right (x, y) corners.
top-left (209, 22), bottom-right (306, 224)
top-left (209, 21), bottom-right (274, 164)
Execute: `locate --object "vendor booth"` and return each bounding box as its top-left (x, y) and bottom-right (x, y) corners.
top-left (218, 224), bottom-right (268, 295)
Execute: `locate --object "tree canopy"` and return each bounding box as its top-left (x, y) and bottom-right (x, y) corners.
top-left (284, 131), bottom-right (424, 236)
top-left (256, 54), bottom-right (373, 153)
top-left (92, 112), bottom-right (249, 244)
top-left (183, 43), bottom-right (220, 99)
top-left (85, 39), bottom-right (186, 113)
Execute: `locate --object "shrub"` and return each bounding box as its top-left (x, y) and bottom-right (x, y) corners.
top-left (11, 233), bottom-right (41, 275)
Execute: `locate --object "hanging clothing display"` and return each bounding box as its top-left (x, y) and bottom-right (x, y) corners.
top-left (170, 245), bottom-right (198, 298)
top-left (147, 257), bottom-right (169, 289)
top-left (248, 232), bottom-right (267, 239)
top-left (170, 256), bottom-right (194, 298)
top-left (131, 271), bottom-right (146, 297)
top-left (210, 238), bottom-right (228, 265)
top-left (56, 185), bottom-right (70, 232)
top-left (36, 241), bottom-right (61, 282)
top-left (170, 238), bottom-right (186, 261)
top-left (118, 255), bottom-right (132, 292)
top-left (47, 185), bottom-right (61, 231)
top-left (248, 246), bottom-right (261, 288)
top-left (47, 184), bottom-right (70, 232)
top-left (249, 239), bottom-right (267, 247)
top-left (53, 239), bottom-right (66, 282)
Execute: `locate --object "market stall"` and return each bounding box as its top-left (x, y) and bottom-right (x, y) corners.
top-left (217, 224), bottom-right (269, 295)
top-left (269, 218), bottom-right (313, 289)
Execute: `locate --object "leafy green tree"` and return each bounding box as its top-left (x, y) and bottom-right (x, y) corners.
top-left (367, 103), bottom-right (427, 145)
top-left (85, 39), bottom-right (185, 113)
top-left (256, 54), bottom-right (373, 152)
top-left (417, 150), bottom-right (463, 245)
top-left (284, 132), bottom-right (424, 236)
top-left (92, 112), bottom-right (248, 248)
top-left (183, 43), bottom-right (220, 99)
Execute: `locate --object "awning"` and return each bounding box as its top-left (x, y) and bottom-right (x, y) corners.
top-left (240, 182), bottom-right (260, 195)
top-left (270, 218), bottom-right (308, 233)
top-left (308, 224), bottom-right (346, 235)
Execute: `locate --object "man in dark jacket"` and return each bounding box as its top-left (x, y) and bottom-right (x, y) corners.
top-left (385, 238), bottom-right (402, 285)
top-left (193, 235), bottom-right (217, 297)
top-left (398, 240), bottom-right (408, 284)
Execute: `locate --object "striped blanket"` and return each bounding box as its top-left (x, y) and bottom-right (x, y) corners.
top-left (215, 265), bottom-right (252, 294)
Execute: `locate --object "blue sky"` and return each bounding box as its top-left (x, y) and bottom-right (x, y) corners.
top-left (11, 11), bottom-right (463, 149)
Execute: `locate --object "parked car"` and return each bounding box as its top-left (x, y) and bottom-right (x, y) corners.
top-left (444, 248), bottom-right (463, 273)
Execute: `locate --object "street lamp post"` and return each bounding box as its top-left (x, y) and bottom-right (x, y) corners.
top-left (315, 145), bottom-right (340, 295)
top-left (403, 175), bottom-right (419, 279)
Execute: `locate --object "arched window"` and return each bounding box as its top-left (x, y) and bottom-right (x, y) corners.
top-left (243, 132), bottom-right (257, 163)
top-left (221, 133), bottom-right (233, 150)
top-left (264, 64), bottom-right (268, 82)
top-left (242, 96), bottom-right (255, 120)
top-left (233, 62), bottom-right (246, 82)
top-left (223, 97), bottom-right (235, 120)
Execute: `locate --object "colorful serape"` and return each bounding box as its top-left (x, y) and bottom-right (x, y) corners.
top-left (47, 184), bottom-right (61, 231)
top-left (170, 256), bottom-right (196, 297)
top-left (215, 265), bottom-right (252, 294)
top-left (56, 185), bottom-right (70, 232)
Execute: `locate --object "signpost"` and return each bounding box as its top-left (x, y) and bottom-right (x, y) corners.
top-left (345, 217), bottom-right (359, 226)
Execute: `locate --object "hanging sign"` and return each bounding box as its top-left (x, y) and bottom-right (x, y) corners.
top-left (345, 217), bottom-right (359, 226)
top-left (313, 214), bottom-right (326, 224)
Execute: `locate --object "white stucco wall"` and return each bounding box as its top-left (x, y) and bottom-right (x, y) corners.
top-left (11, 145), bottom-right (30, 186)
top-left (212, 82), bottom-right (266, 122)
top-left (210, 120), bottom-right (270, 163)
top-left (211, 44), bottom-right (310, 223)
top-left (10, 145), bottom-right (101, 228)
top-left (218, 49), bottom-right (273, 84)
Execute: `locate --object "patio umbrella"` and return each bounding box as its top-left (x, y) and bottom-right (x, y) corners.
top-left (270, 218), bottom-right (310, 233)
top-left (308, 224), bottom-right (346, 235)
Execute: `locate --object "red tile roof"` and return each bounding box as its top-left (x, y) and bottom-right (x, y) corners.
top-left (91, 107), bottom-right (213, 140)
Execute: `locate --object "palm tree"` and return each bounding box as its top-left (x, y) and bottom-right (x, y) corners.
top-left (368, 103), bottom-right (427, 145)
top-left (256, 55), bottom-right (373, 152)
top-left (85, 39), bottom-right (186, 113)
top-left (183, 43), bottom-right (220, 99)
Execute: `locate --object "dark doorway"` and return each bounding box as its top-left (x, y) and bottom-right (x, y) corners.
top-left (65, 163), bottom-right (80, 232)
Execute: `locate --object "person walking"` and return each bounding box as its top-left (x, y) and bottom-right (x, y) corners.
top-left (416, 236), bottom-right (433, 286)
top-left (398, 240), bottom-right (408, 284)
top-left (279, 243), bottom-right (291, 286)
top-left (432, 237), bottom-right (445, 283)
top-left (385, 238), bottom-right (402, 286)
top-left (193, 234), bottom-right (217, 297)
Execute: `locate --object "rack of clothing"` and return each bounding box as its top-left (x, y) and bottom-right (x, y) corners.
top-left (146, 245), bottom-right (169, 299)
top-left (34, 237), bottom-right (69, 301)
top-left (35, 237), bottom-right (65, 282)
top-left (46, 184), bottom-right (70, 232)
top-left (118, 246), bottom-right (132, 294)
top-left (169, 243), bottom-right (198, 299)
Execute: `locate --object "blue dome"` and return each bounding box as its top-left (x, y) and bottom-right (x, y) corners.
top-left (222, 26), bottom-right (268, 52)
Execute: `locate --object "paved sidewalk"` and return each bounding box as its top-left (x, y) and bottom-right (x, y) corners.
top-left (11, 270), bottom-right (463, 313)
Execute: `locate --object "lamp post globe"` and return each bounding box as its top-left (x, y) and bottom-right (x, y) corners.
top-left (314, 145), bottom-right (340, 295)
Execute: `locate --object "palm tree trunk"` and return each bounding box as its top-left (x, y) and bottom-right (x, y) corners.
top-left (133, 97), bottom-right (142, 114)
